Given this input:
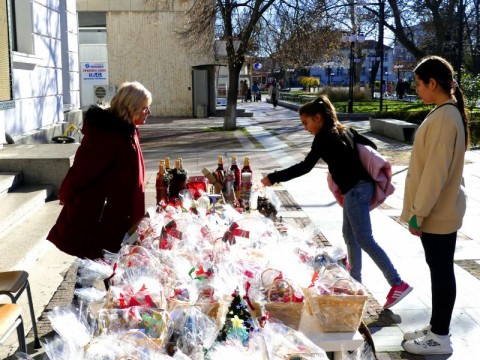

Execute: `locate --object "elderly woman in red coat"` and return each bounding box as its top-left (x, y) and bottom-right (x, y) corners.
top-left (47, 81), bottom-right (152, 260)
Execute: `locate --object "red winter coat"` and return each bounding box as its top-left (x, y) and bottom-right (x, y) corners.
top-left (47, 106), bottom-right (145, 259)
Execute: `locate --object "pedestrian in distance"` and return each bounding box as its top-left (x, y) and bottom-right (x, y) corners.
top-left (261, 95), bottom-right (412, 309)
top-left (240, 80), bottom-right (248, 103)
top-left (47, 81), bottom-right (152, 261)
top-left (381, 79), bottom-right (387, 96)
top-left (269, 80), bottom-right (280, 108)
top-left (246, 86), bottom-right (252, 102)
top-left (400, 56), bottom-right (469, 356)
top-left (252, 81), bottom-right (260, 102)
top-left (396, 78), bottom-right (407, 99)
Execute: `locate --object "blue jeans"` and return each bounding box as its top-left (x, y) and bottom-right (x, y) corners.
top-left (342, 180), bottom-right (401, 286)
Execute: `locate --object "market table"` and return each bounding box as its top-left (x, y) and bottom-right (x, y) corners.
top-left (298, 308), bottom-right (364, 359)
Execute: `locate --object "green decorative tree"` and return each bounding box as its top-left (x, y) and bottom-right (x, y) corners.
top-left (217, 290), bottom-right (256, 345)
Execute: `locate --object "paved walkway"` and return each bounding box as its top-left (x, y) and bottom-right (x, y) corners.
top-left (5, 99), bottom-right (480, 359)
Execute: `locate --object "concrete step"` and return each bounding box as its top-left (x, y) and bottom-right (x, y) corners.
top-left (0, 172), bottom-right (23, 194)
top-left (0, 143), bottom-right (78, 196)
top-left (0, 199), bottom-right (61, 271)
top-left (0, 200), bottom-right (76, 358)
top-left (0, 184), bottom-right (53, 237)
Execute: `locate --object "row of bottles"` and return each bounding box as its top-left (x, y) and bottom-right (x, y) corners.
top-left (156, 155), bottom-right (254, 208)
top-left (214, 156), bottom-right (252, 192)
top-left (156, 157), bottom-right (187, 205)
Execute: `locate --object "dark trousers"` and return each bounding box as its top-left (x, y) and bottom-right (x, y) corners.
top-left (421, 232), bottom-right (457, 335)
top-left (272, 94), bottom-right (278, 107)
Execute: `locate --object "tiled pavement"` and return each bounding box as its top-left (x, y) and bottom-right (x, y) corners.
top-left (5, 99), bottom-right (480, 359)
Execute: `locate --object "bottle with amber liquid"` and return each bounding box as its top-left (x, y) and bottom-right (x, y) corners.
top-left (230, 156), bottom-right (241, 191)
top-left (155, 160), bottom-right (169, 206)
top-left (164, 157), bottom-right (171, 173)
top-left (241, 156), bottom-right (252, 177)
top-left (214, 156), bottom-right (226, 187)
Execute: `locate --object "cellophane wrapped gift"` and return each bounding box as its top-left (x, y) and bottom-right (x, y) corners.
top-left (187, 176), bottom-right (209, 199)
top-left (75, 258), bottom-right (114, 287)
top-left (263, 278), bottom-right (304, 330)
top-left (97, 306), bottom-right (171, 346)
top-left (44, 305), bottom-right (94, 360)
top-left (166, 305), bottom-right (219, 358)
top-left (84, 333), bottom-right (170, 360)
top-left (106, 274), bottom-right (167, 310)
top-left (262, 320), bottom-right (328, 360)
top-left (206, 334), bottom-right (268, 359)
top-left (303, 265), bottom-right (368, 332)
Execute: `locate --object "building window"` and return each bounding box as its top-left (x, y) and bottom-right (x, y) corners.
top-left (0, 0), bottom-right (12, 102)
top-left (9, 0), bottom-right (34, 54)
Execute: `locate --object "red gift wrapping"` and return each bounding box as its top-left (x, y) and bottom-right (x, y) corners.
top-left (187, 176), bottom-right (209, 199)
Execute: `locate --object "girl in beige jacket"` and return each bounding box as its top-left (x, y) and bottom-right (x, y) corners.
top-left (400, 56), bottom-right (469, 356)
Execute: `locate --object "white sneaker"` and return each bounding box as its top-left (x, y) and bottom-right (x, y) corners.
top-left (403, 324), bottom-right (431, 341)
top-left (402, 330), bottom-right (453, 355)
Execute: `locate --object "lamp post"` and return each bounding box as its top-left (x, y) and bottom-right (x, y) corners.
top-left (367, 56), bottom-right (380, 99)
top-left (320, 1), bottom-right (385, 111)
top-left (348, 34), bottom-right (365, 113)
top-left (385, 72), bottom-right (390, 95)
top-left (324, 61), bottom-right (334, 86)
top-left (393, 64), bottom-right (404, 81)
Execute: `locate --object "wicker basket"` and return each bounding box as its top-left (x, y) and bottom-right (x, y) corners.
top-left (168, 298), bottom-right (227, 327)
top-left (304, 279), bottom-right (368, 332)
top-left (120, 329), bottom-right (165, 350)
top-left (263, 279), bottom-right (304, 330)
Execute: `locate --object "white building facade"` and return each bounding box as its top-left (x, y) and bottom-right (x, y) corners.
top-left (77, 0), bottom-right (216, 118)
top-left (0, 0), bottom-right (80, 145)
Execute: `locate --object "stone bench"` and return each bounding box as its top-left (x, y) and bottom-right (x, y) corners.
top-left (370, 118), bottom-right (418, 142)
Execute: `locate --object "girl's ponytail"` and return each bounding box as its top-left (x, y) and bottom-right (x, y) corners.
top-left (453, 86), bottom-right (470, 149)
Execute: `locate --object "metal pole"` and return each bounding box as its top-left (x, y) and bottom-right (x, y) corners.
top-left (457, 0), bottom-right (464, 85)
top-left (348, 41), bottom-right (354, 113)
top-left (379, 0), bottom-right (385, 112)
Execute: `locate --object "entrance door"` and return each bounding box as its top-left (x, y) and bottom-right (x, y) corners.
top-left (192, 69), bottom-right (208, 117)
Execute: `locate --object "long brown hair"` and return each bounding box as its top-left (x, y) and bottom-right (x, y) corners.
top-left (298, 95), bottom-right (346, 136)
top-left (414, 56), bottom-right (469, 149)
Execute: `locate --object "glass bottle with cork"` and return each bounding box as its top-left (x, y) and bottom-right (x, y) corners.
top-left (164, 157), bottom-right (171, 174)
top-left (230, 155), bottom-right (241, 191)
top-left (214, 156), bottom-right (226, 188)
top-left (156, 160), bottom-right (169, 206)
top-left (241, 157), bottom-right (252, 176)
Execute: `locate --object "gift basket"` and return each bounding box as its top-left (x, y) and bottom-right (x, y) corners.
top-left (304, 266), bottom-right (368, 332)
top-left (247, 268), bottom-right (305, 330)
top-left (263, 278), bottom-right (304, 330)
top-left (97, 306), bottom-right (171, 346)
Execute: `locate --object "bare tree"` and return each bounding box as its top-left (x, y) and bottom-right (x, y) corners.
top-left (464, 0), bottom-right (480, 74)
top-left (264, 7), bottom-right (341, 71)
top-left (319, 0), bottom-right (478, 75)
top-left (148, 0), bottom-right (323, 129)
top-left (172, 0), bottom-right (278, 129)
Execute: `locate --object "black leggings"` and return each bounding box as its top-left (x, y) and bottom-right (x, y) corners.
top-left (421, 232), bottom-right (457, 336)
